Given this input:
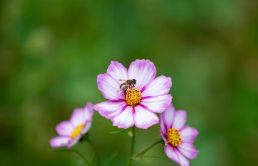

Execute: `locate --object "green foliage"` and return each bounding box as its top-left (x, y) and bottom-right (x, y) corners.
top-left (1, 0), bottom-right (258, 165)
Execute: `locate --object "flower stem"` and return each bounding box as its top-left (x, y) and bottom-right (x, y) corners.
top-left (126, 126), bottom-right (135, 166)
top-left (71, 149), bottom-right (90, 166)
top-left (134, 140), bottom-right (163, 158)
top-left (52, 148), bottom-right (90, 166)
top-left (87, 137), bottom-right (100, 166)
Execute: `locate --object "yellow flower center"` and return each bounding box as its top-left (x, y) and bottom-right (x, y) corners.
top-left (125, 88), bottom-right (142, 106)
top-left (70, 124), bottom-right (84, 139)
top-left (166, 128), bottom-right (182, 147)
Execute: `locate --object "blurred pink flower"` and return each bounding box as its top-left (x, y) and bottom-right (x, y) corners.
top-left (50, 103), bottom-right (94, 148)
top-left (160, 105), bottom-right (199, 166)
top-left (95, 59), bottom-right (172, 129)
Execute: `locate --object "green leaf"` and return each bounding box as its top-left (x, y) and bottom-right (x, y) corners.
top-left (109, 130), bottom-right (123, 134)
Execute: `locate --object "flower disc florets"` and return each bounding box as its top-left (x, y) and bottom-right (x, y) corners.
top-left (166, 128), bottom-right (182, 147)
top-left (125, 88), bottom-right (142, 106)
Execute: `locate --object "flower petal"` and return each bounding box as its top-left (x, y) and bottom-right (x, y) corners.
top-left (94, 101), bottom-right (126, 119)
top-left (165, 145), bottom-right (189, 166)
top-left (160, 117), bottom-right (167, 142)
top-left (67, 137), bottom-right (80, 148)
top-left (107, 61), bottom-right (128, 80)
top-left (81, 121), bottom-right (92, 134)
top-left (50, 136), bottom-right (70, 148)
top-left (161, 105), bottom-right (175, 129)
top-left (172, 110), bottom-right (187, 130)
top-left (128, 59), bottom-right (156, 90)
top-left (70, 108), bottom-right (87, 127)
top-left (97, 73), bottom-right (124, 100)
top-left (134, 105), bottom-right (159, 129)
top-left (83, 103), bottom-right (94, 121)
top-left (56, 121), bottom-right (74, 136)
top-left (113, 106), bottom-right (134, 129)
top-left (180, 127), bottom-right (199, 143)
top-left (141, 95), bottom-right (172, 113)
top-left (142, 76), bottom-right (172, 96)
top-left (178, 142), bottom-right (199, 159)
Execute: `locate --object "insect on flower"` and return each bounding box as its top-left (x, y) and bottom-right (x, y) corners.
top-left (95, 59), bottom-right (172, 129)
top-left (119, 79), bottom-right (137, 92)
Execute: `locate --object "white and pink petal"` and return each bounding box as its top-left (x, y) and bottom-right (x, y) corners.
top-left (165, 145), bottom-right (189, 166)
top-left (160, 116), bottom-right (167, 137)
top-left (56, 121), bottom-right (74, 136)
top-left (94, 101), bottom-right (125, 119)
top-left (142, 76), bottom-right (172, 97)
top-left (67, 136), bottom-right (81, 148)
top-left (50, 136), bottom-right (70, 148)
top-left (82, 103), bottom-right (94, 121)
top-left (107, 61), bottom-right (128, 80)
top-left (112, 106), bottom-right (134, 129)
top-left (172, 110), bottom-right (187, 130)
top-left (178, 142), bottom-right (199, 159)
top-left (161, 105), bottom-right (176, 129)
top-left (70, 108), bottom-right (87, 127)
top-left (134, 105), bottom-right (159, 129)
top-left (97, 73), bottom-right (124, 100)
top-left (141, 95), bottom-right (172, 113)
top-left (81, 122), bottom-right (92, 134)
top-left (128, 59), bottom-right (156, 90)
top-left (180, 126), bottom-right (199, 143)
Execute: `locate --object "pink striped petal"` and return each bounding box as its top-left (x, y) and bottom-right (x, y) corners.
top-left (82, 102), bottom-right (94, 121)
top-left (81, 122), bottom-right (92, 134)
top-left (70, 108), bottom-right (87, 127)
top-left (141, 95), bottom-right (172, 113)
top-left (107, 61), bottom-right (128, 80)
top-left (56, 121), bottom-right (74, 136)
top-left (172, 110), bottom-right (187, 130)
top-left (50, 136), bottom-right (70, 148)
top-left (67, 137), bottom-right (80, 148)
top-left (134, 105), bottom-right (159, 129)
top-left (128, 59), bottom-right (156, 90)
top-left (160, 117), bottom-right (167, 142)
top-left (165, 145), bottom-right (189, 166)
top-left (180, 127), bottom-right (199, 143)
top-left (161, 105), bottom-right (175, 129)
top-left (178, 142), bottom-right (199, 159)
top-left (142, 76), bottom-right (172, 96)
top-left (97, 73), bottom-right (124, 100)
top-left (94, 101), bottom-right (125, 119)
top-left (113, 106), bottom-right (134, 129)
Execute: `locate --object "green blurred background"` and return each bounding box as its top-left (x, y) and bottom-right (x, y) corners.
top-left (1, 0), bottom-right (258, 165)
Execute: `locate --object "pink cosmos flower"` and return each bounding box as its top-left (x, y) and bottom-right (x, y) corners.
top-left (94, 59), bottom-right (172, 129)
top-left (160, 105), bottom-right (199, 166)
top-left (50, 103), bottom-right (94, 148)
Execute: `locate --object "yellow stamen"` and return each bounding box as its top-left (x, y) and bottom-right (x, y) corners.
top-left (125, 88), bottom-right (141, 106)
top-left (70, 124), bottom-right (84, 139)
top-left (166, 128), bottom-right (182, 147)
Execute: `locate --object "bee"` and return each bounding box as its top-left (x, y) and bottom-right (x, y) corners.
top-left (119, 79), bottom-right (137, 91)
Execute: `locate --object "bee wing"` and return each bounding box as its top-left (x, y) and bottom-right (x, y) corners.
top-left (118, 79), bottom-right (126, 82)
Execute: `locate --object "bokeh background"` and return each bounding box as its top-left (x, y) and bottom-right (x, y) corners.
top-left (1, 0), bottom-right (258, 166)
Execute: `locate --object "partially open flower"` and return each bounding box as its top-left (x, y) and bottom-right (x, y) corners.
top-left (160, 105), bottom-right (199, 166)
top-left (50, 103), bottom-right (94, 148)
top-left (94, 59), bottom-right (172, 129)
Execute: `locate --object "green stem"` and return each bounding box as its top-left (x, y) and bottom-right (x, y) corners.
top-left (126, 126), bottom-right (135, 166)
top-left (70, 149), bottom-right (90, 166)
top-left (134, 140), bottom-right (163, 158)
top-left (87, 138), bottom-right (100, 166)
